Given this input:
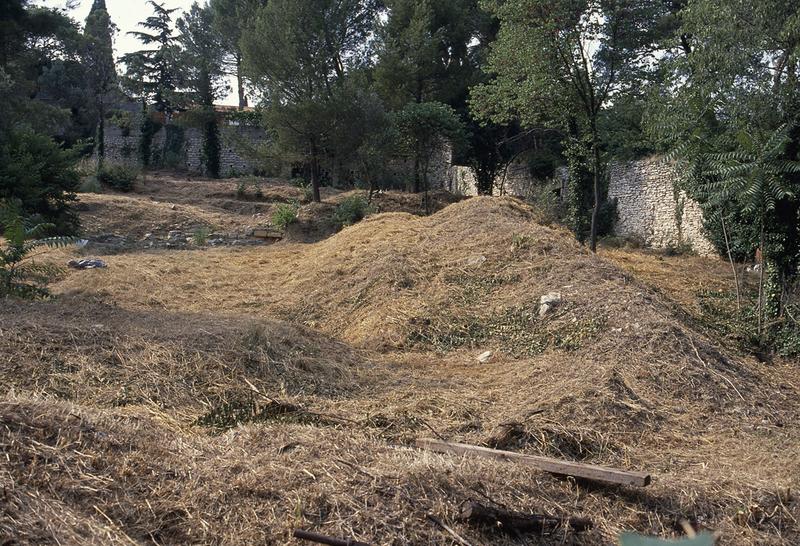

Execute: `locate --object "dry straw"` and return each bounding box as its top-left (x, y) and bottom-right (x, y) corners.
top-left (1, 184), bottom-right (798, 544)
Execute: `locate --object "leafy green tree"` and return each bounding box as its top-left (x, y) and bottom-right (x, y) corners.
top-left (394, 101), bottom-right (465, 212)
top-left (375, 0), bottom-right (512, 195)
top-left (242, 0), bottom-right (381, 202)
top-left (703, 126), bottom-right (800, 335)
top-left (646, 0), bottom-right (800, 336)
top-left (82, 0), bottom-right (117, 162)
top-left (375, 0), bottom-right (490, 109)
top-left (0, 1), bottom-right (83, 232)
top-left (1, 1), bottom-right (90, 142)
top-left (350, 93), bottom-right (399, 199)
top-left (472, 0), bottom-right (666, 251)
top-left (177, 2), bottom-right (229, 178)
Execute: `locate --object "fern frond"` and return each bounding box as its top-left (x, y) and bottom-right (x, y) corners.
top-left (22, 236), bottom-right (78, 253)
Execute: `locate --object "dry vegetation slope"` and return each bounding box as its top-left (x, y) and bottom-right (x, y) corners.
top-left (1, 190), bottom-right (799, 545)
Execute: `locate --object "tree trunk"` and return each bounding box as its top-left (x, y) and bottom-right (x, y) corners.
top-left (423, 157), bottom-right (430, 215)
top-left (96, 99), bottom-right (105, 162)
top-left (310, 146), bottom-right (322, 203)
top-left (366, 165), bottom-right (375, 202)
top-left (236, 53), bottom-right (247, 109)
top-left (758, 221), bottom-right (765, 339)
top-left (720, 213), bottom-right (742, 311)
top-left (412, 151), bottom-right (421, 193)
top-left (589, 120), bottom-right (601, 253)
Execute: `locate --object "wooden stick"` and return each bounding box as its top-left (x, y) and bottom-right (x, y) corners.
top-left (293, 529), bottom-right (370, 546)
top-left (415, 438), bottom-right (651, 487)
top-left (426, 514), bottom-right (475, 546)
top-left (459, 501), bottom-right (592, 533)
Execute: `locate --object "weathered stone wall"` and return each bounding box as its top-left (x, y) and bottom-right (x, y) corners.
top-left (103, 112), bottom-right (266, 175)
top-left (184, 125), bottom-right (264, 176)
top-left (390, 140), bottom-right (455, 191)
top-left (445, 159), bottom-right (544, 198)
top-left (608, 157), bottom-right (716, 256)
top-left (448, 156), bottom-right (716, 256)
top-left (447, 166), bottom-right (479, 196)
top-left (103, 123), bottom-right (141, 166)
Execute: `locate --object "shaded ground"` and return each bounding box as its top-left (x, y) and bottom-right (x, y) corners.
top-left (73, 173), bottom-right (461, 249)
top-left (1, 176), bottom-right (798, 545)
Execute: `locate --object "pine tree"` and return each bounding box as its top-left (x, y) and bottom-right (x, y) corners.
top-left (121, 1), bottom-right (183, 122)
top-left (209, 0), bottom-right (260, 108)
top-left (241, 0), bottom-right (381, 202)
top-left (375, 0), bottom-right (489, 109)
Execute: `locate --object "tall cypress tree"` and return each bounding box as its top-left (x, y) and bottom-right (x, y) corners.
top-left (83, 0), bottom-right (117, 162)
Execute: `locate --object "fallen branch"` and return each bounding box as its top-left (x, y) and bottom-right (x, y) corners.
top-left (293, 529), bottom-right (370, 546)
top-left (415, 438), bottom-right (651, 487)
top-left (459, 500), bottom-right (592, 533)
top-left (426, 514), bottom-right (475, 546)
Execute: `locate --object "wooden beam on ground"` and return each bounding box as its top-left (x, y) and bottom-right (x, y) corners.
top-left (415, 438), bottom-right (651, 487)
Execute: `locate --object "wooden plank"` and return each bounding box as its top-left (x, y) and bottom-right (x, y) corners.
top-left (415, 438), bottom-right (651, 487)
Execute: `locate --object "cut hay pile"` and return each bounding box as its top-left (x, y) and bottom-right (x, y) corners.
top-left (2, 194), bottom-right (799, 544)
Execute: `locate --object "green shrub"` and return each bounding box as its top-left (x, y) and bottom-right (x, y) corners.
top-left (235, 176), bottom-right (263, 200)
top-left (0, 202), bottom-right (75, 299)
top-left (109, 110), bottom-right (133, 136)
top-left (333, 194), bottom-right (374, 228)
top-left (192, 226), bottom-right (211, 246)
top-left (0, 129), bottom-right (80, 235)
top-left (79, 176), bottom-right (103, 194)
top-left (525, 181), bottom-right (565, 225)
top-left (271, 202), bottom-right (299, 231)
top-left (75, 157), bottom-right (97, 178)
top-left (302, 185), bottom-right (314, 203)
top-left (97, 163), bottom-right (139, 192)
top-left (236, 179), bottom-right (247, 198)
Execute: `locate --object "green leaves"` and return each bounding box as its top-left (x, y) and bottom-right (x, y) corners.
top-left (0, 202), bottom-right (74, 300)
top-left (394, 101), bottom-right (466, 192)
top-left (121, 1), bottom-right (184, 116)
top-left (704, 125), bottom-right (799, 215)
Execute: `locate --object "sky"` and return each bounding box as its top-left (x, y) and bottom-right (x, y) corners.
top-left (38, 0), bottom-right (239, 105)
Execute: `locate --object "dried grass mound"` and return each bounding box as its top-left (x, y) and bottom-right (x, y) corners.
top-left (5, 193), bottom-right (799, 545)
top-left (0, 299), bottom-right (367, 421)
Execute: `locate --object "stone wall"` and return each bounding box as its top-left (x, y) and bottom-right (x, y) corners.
top-left (448, 156), bottom-right (717, 256)
top-left (184, 126), bottom-right (265, 176)
top-left (608, 157), bottom-right (716, 256)
top-left (447, 166), bottom-right (479, 196)
top-left (103, 110), bottom-right (266, 175)
top-left (103, 123), bottom-right (141, 166)
top-left (389, 140), bottom-right (455, 191)
top-left (445, 159), bottom-right (541, 197)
